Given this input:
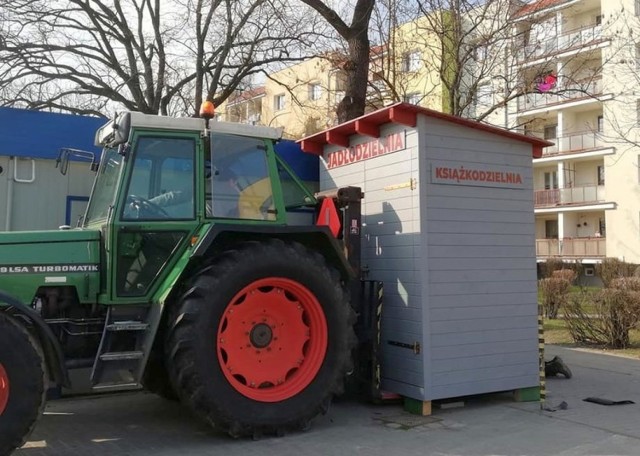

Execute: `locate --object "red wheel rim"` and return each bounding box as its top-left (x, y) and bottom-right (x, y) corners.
top-left (0, 363), bottom-right (9, 415)
top-left (217, 277), bottom-right (328, 402)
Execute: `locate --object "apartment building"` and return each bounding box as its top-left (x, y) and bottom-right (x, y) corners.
top-left (218, 23), bottom-right (451, 138)
top-left (509, 0), bottom-right (640, 267)
top-left (217, 87), bottom-right (265, 126)
top-left (368, 19), bottom-right (445, 110)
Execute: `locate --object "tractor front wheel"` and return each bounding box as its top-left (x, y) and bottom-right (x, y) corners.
top-left (0, 312), bottom-right (46, 455)
top-left (166, 239), bottom-right (355, 437)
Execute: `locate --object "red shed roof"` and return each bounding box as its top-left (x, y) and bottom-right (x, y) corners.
top-left (298, 102), bottom-right (551, 159)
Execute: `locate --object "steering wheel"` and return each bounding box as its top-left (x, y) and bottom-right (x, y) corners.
top-left (126, 195), bottom-right (171, 219)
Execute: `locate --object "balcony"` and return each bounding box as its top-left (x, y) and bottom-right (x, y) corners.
top-left (517, 24), bottom-right (604, 62)
top-left (534, 184), bottom-right (605, 207)
top-left (541, 131), bottom-right (607, 157)
top-left (516, 77), bottom-right (602, 113)
top-left (536, 237), bottom-right (606, 258)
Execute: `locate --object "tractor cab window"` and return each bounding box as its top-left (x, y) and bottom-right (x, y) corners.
top-left (276, 156), bottom-right (316, 209)
top-left (208, 134), bottom-right (274, 220)
top-left (122, 136), bottom-right (196, 220)
top-left (84, 147), bottom-right (124, 225)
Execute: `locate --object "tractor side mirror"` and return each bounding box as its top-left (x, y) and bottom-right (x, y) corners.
top-left (56, 148), bottom-right (98, 175)
top-left (56, 149), bottom-right (71, 175)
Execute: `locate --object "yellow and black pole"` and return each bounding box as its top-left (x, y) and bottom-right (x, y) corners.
top-left (538, 304), bottom-right (546, 409)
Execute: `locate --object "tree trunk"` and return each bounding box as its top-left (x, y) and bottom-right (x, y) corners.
top-left (337, 33), bottom-right (370, 123)
top-left (300, 0), bottom-right (374, 124)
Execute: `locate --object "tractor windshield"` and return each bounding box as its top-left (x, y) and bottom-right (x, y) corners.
top-left (84, 147), bottom-right (124, 225)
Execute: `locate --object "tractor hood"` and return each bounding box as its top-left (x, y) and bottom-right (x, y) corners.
top-left (0, 229), bottom-right (102, 305)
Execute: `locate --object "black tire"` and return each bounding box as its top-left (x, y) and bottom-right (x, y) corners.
top-left (166, 239), bottom-right (355, 437)
top-left (142, 352), bottom-right (178, 401)
top-left (0, 313), bottom-right (46, 456)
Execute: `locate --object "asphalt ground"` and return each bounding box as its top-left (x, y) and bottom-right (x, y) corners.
top-left (15, 345), bottom-right (640, 456)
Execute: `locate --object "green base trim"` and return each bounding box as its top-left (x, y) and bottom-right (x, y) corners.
top-left (514, 386), bottom-right (541, 402)
top-left (403, 397), bottom-right (431, 415)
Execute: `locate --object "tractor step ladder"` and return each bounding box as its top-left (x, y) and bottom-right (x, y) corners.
top-left (99, 351), bottom-right (145, 361)
top-left (91, 306), bottom-right (154, 389)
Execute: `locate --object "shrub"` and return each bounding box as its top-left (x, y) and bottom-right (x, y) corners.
top-left (610, 277), bottom-right (640, 292)
top-left (564, 288), bottom-right (640, 349)
top-left (596, 258), bottom-right (636, 288)
top-left (552, 269), bottom-right (577, 284)
top-left (540, 258), bottom-right (565, 279)
top-left (539, 277), bottom-right (571, 319)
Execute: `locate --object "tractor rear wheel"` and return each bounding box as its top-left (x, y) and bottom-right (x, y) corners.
top-left (0, 313), bottom-right (46, 455)
top-left (166, 239), bottom-right (355, 437)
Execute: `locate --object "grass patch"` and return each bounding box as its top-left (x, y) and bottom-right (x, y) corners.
top-left (543, 319), bottom-right (575, 345)
top-left (543, 318), bottom-right (640, 358)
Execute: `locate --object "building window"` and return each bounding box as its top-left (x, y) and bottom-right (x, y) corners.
top-left (402, 50), bottom-right (421, 72)
top-left (403, 92), bottom-right (421, 105)
top-left (599, 218), bottom-right (606, 237)
top-left (544, 171), bottom-right (558, 190)
top-left (545, 220), bottom-right (558, 239)
top-left (474, 45), bottom-right (488, 62)
top-left (309, 83), bottom-right (322, 101)
top-left (636, 0), bottom-right (640, 16)
top-left (274, 94), bottom-right (286, 111)
top-left (476, 83), bottom-right (493, 105)
top-left (247, 113), bottom-right (261, 125)
top-left (597, 165), bottom-right (605, 185)
top-left (597, 115), bottom-right (604, 132)
top-left (595, 15), bottom-right (602, 25)
top-left (544, 124), bottom-right (557, 140)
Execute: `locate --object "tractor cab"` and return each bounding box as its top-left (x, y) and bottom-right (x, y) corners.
top-left (85, 110), bottom-right (317, 302)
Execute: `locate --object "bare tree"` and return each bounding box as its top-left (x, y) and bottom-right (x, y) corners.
top-left (399, 0), bottom-right (523, 121)
top-left (359, 0), bottom-right (527, 122)
top-left (364, 0), bottom-right (613, 138)
top-left (300, 0), bottom-right (375, 123)
top-left (0, 0), bottom-right (319, 116)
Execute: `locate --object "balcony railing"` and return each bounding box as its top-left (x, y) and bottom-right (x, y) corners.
top-left (517, 24), bottom-right (604, 62)
top-left (534, 184), bottom-right (605, 207)
top-left (536, 237), bottom-right (606, 258)
top-left (516, 77), bottom-right (602, 112)
top-left (536, 238), bottom-right (560, 257)
top-left (542, 131), bottom-right (606, 157)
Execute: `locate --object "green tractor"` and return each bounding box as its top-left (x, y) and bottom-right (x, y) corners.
top-left (0, 107), bottom-right (373, 453)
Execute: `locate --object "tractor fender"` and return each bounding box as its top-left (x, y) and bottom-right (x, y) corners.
top-left (0, 290), bottom-right (70, 388)
top-left (193, 224), bottom-right (355, 281)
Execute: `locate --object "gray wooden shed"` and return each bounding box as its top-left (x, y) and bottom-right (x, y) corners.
top-left (300, 102), bottom-right (550, 409)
